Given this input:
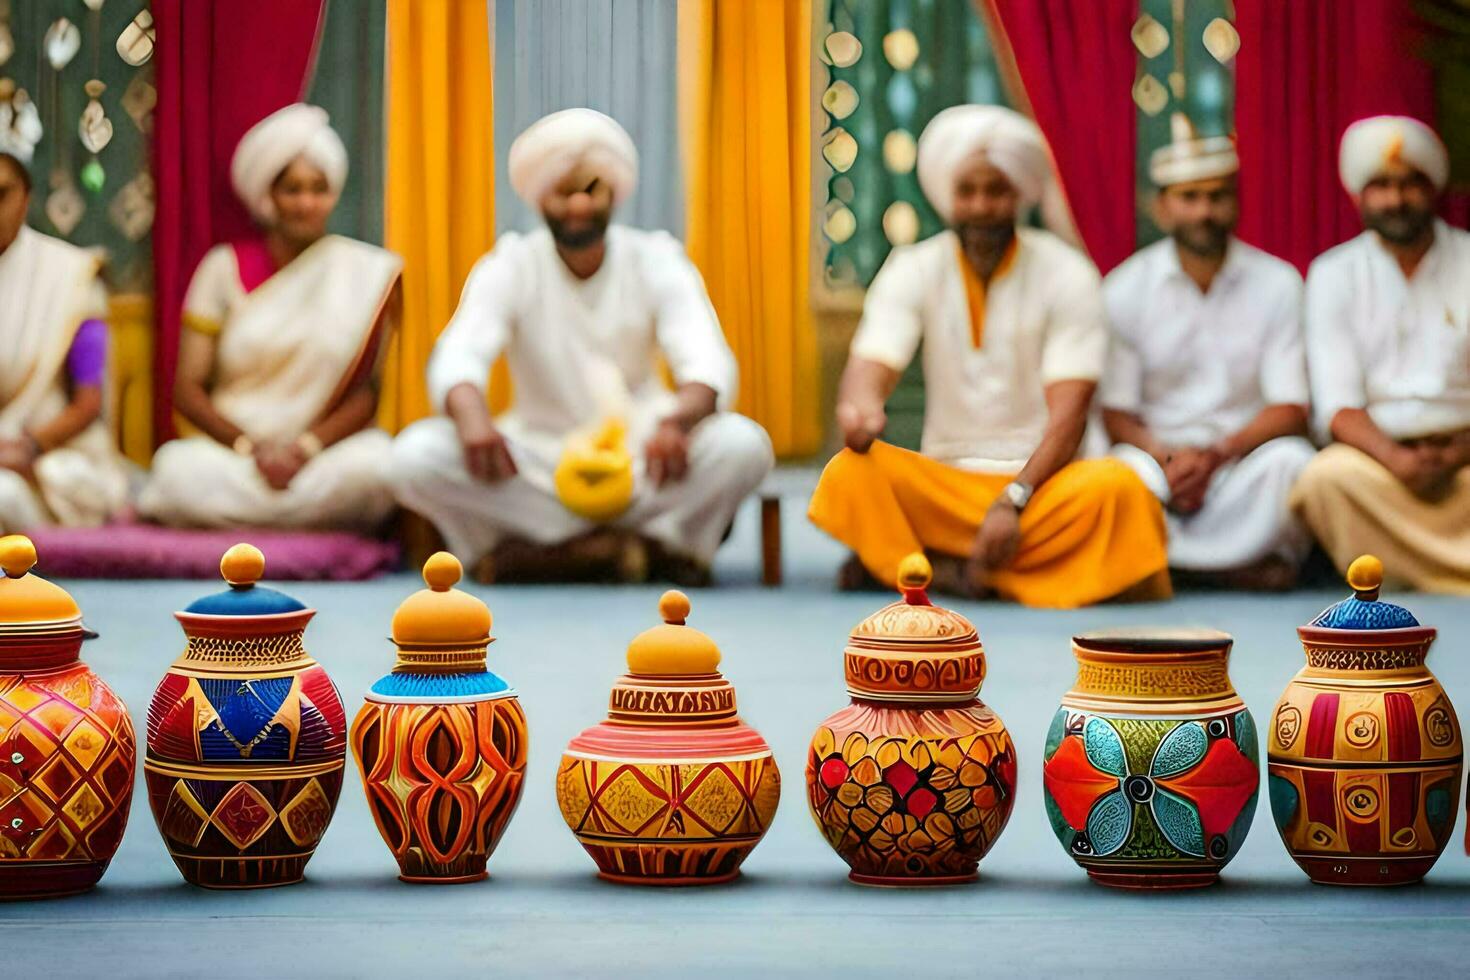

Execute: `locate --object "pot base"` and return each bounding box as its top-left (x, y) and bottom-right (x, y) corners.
top-left (1296, 854), bottom-right (1435, 887)
top-left (596, 870), bottom-right (740, 887)
top-left (399, 871), bottom-right (489, 885)
top-left (1085, 868), bottom-right (1219, 890)
top-left (0, 861), bottom-right (106, 900)
top-left (848, 870), bottom-right (978, 888)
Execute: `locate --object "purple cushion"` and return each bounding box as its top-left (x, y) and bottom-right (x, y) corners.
top-left (27, 521), bottom-right (400, 580)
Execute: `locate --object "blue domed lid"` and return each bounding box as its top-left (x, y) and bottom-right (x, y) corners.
top-left (369, 670), bottom-right (512, 700)
top-left (182, 544), bottom-right (307, 617)
top-left (1310, 555), bottom-right (1419, 630)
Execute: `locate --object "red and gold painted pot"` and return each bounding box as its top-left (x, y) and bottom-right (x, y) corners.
top-left (1042, 628), bottom-right (1259, 890)
top-left (806, 555), bottom-right (1016, 887)
top-left (556, 591), bottom-right (780, 885)
top-left (352, 553), bottom-right (528, 884)
top-left (1269, 556), bottom-right (1462, 886)
top-left (144, 544), bottom-right (346, 889)
top-left (0, 536), bottom-right (135, 900)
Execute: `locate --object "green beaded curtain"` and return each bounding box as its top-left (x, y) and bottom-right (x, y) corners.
top-left (1132, 0), bottom-right (1237, 247)
top-left (820, 0), bottom-right (1010, 291)
top-left (306, 0), bottom-right (386, 245)
top-left (3, 0), bottom-right (156, 291)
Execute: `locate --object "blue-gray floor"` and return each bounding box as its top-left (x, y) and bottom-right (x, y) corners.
top-left (5, 499), bottom-right (1469, 978)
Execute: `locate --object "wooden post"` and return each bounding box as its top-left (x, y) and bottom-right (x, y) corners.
top-left (760, 496), bottom-right (782, 587)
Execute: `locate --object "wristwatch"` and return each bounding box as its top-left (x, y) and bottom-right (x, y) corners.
top-left (1001, 480), bottom-right (1034, 511)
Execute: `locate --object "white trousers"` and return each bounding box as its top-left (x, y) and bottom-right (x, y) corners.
top-left (0, 446), bottom-right (126, 533)
top-left (390, 413), bottom-right (774, 565)
top-left (137, 429), bottom-right (396, 532)
top-left (1113, 436), bottom-right (1316, 570)
top-left (0, 469), bottom-right (48, 533)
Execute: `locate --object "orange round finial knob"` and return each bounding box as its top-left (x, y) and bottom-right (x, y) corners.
top-left (423, 552), bottom-right (462, 592)
top-left (897, 553), bottom-right (932, 591)
top-left (221, 543), bottom-right (265, 588)
top-left (660, 590), bottom-right (691, 625)
top-left (1347, 555), bottom-right (1383, 600)
top-left (0, 535), bottom-right (38, 579)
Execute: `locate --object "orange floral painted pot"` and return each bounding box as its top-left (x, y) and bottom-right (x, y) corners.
top-left (806, 555), bottom-right (1016, 886)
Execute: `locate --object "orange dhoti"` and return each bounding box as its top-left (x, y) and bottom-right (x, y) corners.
top-left (808, 442), bottom-right (1171, 608)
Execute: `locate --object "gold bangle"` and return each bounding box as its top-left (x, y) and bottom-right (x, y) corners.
top-left (296, 432), bottom-right (324, 459)
top-left (232, 434), bottom-right (255, 456)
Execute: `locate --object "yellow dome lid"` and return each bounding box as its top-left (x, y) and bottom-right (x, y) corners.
top-left (625, 591), bottom-right (721, 676)
top-left (391, 553), bottom-right (493, 647)
top-left (0, 535), bottom-right (82, 626)
top-left (849, 554), bottom-right (980, 646)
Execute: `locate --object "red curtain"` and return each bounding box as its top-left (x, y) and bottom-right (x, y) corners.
top-left (1235, 0), bottom-right (1439, 273)
top-left (151, 1), bottom-right (326, 444)
top-left (987, 0), bottom-right (1139, 274)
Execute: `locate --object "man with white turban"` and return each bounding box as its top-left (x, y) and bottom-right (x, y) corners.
top-left (138, 103), bottom-right (403, 531)
top-left (0, 124), bottom-right (127, 533)
top-left (1291, 115), bottom-right (1470, 592)
top-left (808, 105), bottom-right (1169, 607)
top-left (390, 108), bottom-right (772, 585)
top-left (1101, 115), bottom-right (1315, 590)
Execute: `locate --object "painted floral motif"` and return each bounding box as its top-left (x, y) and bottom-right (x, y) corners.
top-left (1043, 709), bottom-right (1259, 863)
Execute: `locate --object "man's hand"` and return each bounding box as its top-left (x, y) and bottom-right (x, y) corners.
top-left (1390, 439), bottom-right (1457, 498)
top-left (0, 437), bottom-right (38, 479)
top-left (1164, 446), bottom-right (1223, 514)
top-left (837, 401), bottom-right (886, 454)
top-left (645, 418), bottom-right (691, 487)
top-left (967, 499), bottom-right (1021, 589)
top-left (458, 415), bottom-right (517, 483)
top-left (254, 442), bottom-right (307, 491)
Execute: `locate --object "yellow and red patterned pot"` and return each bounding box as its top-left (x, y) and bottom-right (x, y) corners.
top-left (556, 591), bottom-right (779, 885)
top-left (144, 545), bottom-right (346, 889)
top-left (807, 555), bottom-right (1016, 887)
top-left (1269, 556), bottom-right (1462, 886)
top-left (352, 554), bottom-right (528, 883)
top-left (1042, 628), bottom-right (1259, 890)
top-left (0, 536), bottom-right (135, 900)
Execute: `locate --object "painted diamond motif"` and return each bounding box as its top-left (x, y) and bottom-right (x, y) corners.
top-left (595, 767), bottom-right (667, 834)
top-left (211, 782), bottom-right (276, 850)
top-left (32, 753), bottom-right (81, 802)
top-left (278, 779), bottom-right (332, 847)
top-left (63, 783), bottom-right (105, 829)
top-left (159, 782), bottom-right (210, 848)
top-left (62, 719), bottom-right (106, 770)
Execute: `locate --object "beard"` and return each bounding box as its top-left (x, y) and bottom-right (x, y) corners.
top-left (1171, 219), bottom-right (1230, 258)
top-left (547, 211), bottom-right (610, 249)
top-left (1362, 202), bottom-right (1435, 245)
top-left (954, 219), bottom-right (1014, 255)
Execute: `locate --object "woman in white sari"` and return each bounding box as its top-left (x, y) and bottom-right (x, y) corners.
top-left (0, 149), bottom-right (127, 532)
top-left (138, 105), bottom-right (402, 531)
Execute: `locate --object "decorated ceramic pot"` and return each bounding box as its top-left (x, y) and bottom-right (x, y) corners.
top-left (144, 544), bottom-right (346, 889)
top-left (1269, 555), bottom-right (1462, 886)
top-left (556, 590), bottom-right (779, 885)
top-left (352, 553), bottom-right (528, 883)
top-left (1042, 628), bottom-right (1259, 889)
top-left (0, 536), bottom-right (135, 899)
top-left (806, 555), bottom-right (1016, 887)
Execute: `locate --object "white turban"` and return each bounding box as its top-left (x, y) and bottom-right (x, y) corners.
top-left (917, 105), bottom-right (1051, 221)
top-left (1150, 113), bottom-right (1238, 187)
top-left (1339, 115), bottom-right (1448, 195)
top-left (508, 108), bottom-right (639, 209)
top-left (230, 103), bottom-right (348, 224)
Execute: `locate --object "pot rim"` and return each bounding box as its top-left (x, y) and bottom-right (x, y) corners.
top-left (1072, 627), bottom-right (1232, 655)
top-left (1297, 624), bottom-right (1437, 644)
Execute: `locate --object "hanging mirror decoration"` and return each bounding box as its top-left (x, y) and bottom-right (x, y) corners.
top-left (44, 18), bottom-right (82, 71)
top-left (121, 75), bottom-right (155, 132)
top-left (79, 80), bottom-right (112, 192)
top-left (109, 170), bottom-right (154, 241)
top-left (117, 10), bottom-right (156, 67)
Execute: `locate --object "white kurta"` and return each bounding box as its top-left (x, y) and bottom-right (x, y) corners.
top-left (853, 227), bottom-right (1106, 472)
top-left (1304, 220), bottom-right (1470, 440)
top-left (0, 226), bottom-right (127, 533)
top-left (137, 236), bottom-right (402, 531)
top-left (391, 226), bottom-right (773, 564)
top-left (1102, 237), bottom-right (1314, 569)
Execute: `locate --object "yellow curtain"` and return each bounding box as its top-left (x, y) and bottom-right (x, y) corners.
top-left (381, 0), bottom-right (505, 432)
top-left (679, 0), bottom-right (821, 457)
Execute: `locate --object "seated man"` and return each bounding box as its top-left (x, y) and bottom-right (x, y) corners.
top-left (808, 105), bottom-right (1169, 608)
top-left (1292, 116), bottom-right (1470, 592)
top-left (391, 109), bottom-right (773, 585)
top-left (138, 105), bottom-right (403, 531)
top-left (0, 142), bottom-right (126, 533)
top-left (1102, 117), bottom-right (1315, 590)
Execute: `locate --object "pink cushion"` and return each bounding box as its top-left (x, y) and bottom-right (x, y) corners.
top-left (27, 522), bottom-right (399, 580)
